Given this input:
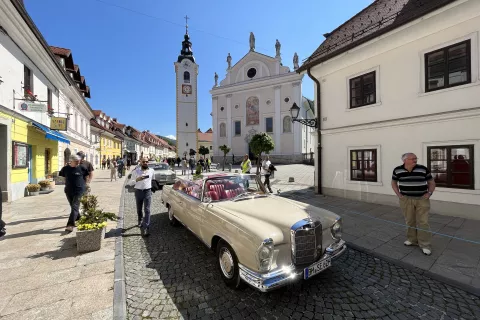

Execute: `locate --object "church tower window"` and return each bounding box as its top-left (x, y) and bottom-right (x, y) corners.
top-left (283, 116), bottom-right (292, 133)
top-left (220, 123), bottom-right (226, 137)
top-left (184, 71), bottom-right (190, 83)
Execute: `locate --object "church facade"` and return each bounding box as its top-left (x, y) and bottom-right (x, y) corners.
top-left (210, 33), bottom-right (315, 164)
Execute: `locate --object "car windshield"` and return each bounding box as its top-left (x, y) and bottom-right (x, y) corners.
top-left (204, 174), bottom-right (267, 202)
top-left (148, 163), bottom-right (169, 170)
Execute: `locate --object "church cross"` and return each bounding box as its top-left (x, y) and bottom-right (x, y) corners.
top-left (184, 15), bottom-right (189, 34)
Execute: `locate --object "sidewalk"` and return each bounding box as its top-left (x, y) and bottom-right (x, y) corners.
top-left (272, 164), bottom-right (480, 296)
top-left (0, 168), bottom-right (125, 320)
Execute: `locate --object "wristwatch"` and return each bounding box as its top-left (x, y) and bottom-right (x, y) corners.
top-left (427, 191), bottom-right (433, 196)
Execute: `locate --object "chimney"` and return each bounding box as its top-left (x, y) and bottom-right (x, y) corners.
top-left (113, 118), bottom-right (117, 122)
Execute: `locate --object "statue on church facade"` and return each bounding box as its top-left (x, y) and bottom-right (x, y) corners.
top-left (275, 39), bottom-right (281, 58)
top-left (293, 52), bottom-right (299, 70)
top-left (226, 53), bottom-right (232, 70)
top-left (249, 32), bottom-right (255, 52)
top-left (214, 72), bottom-right (218, 87)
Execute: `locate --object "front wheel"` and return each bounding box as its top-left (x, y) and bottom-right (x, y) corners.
top-left (216, 240), bottom-right (244, 290)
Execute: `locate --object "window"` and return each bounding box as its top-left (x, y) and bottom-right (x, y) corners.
top-left (350, 72), bottom-right (376, 108)
top-left (283, 116), bottom-right (292, 133)
top-left (47, 88), bottom-right (52, 110)
top-left (234, 121), bottom-right (241, 136)
top-left (23, 66), bottom-right (32, 95)
top-left (427, 145), bottom-right (474, 189)
top-left (247, 68), bottom-right (256, 79)
top-left (220, 123), bottom-right (226, 137)
top-left (350, 149), bottom-right (377, 182)
top-left (210, 146), bottom-right (212, 150)
top-left (265, 117), bottom-right (273, 133)
top-left (81, 119), bottom-right (84, 136)
top-left (425, 40), bottom-right (471, 92)
top-left (75, 114), bottom-right (78, 132)
top-left (184, 71), bottom-right (190, 83)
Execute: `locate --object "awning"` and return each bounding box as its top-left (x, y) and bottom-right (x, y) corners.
top-left (31, 121), bottom-right (70, 144)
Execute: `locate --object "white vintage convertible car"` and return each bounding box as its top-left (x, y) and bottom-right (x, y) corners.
top-left (161, 173), bottom-right (346, 292)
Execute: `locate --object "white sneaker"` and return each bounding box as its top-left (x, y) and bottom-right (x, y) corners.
top-left (404, 240), bottom-right (415, 246)
top-left (422, 248), bottom-right (432, 256)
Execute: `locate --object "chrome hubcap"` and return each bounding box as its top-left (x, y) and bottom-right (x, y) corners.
top-left (219, 248), bottom-right (234, 279)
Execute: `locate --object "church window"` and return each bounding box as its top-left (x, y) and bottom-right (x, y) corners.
top-left (266, 117), bottom-right (273, 133)
top-left (184, 71), bottom-right (190, 83)
top-left (284, 97), bottom-right (290, 103)
top-left (220, 106), bottom-right (224, 111)
top-left (283, 116), bottom-right (292, 133)
top-left (247, 68), bottom-right (256, 79)
top-left (220, 123), bottom-right (226, 137)
top-left (234, 121), bottom-right (241, 136)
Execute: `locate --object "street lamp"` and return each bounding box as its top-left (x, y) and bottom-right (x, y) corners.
top-left (289, 102), bottom-right (317, 128)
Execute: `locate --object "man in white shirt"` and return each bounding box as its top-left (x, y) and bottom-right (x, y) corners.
top-left (128, 157), bottom-right (155, 236)
top-left (262, 155), bottom-right (273, 193)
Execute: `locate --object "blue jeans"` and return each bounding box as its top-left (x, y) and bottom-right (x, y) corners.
top-left (135, 189), bottom-right (152, 229)
top-left (66, 193), bottom-right (82, 227)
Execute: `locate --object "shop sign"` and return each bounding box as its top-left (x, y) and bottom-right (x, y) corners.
top-left (19, 102), bottom-right (47, 112)
top-left (12, 141), bottom-right (28, 169)
top-left (50, 117), bottom-right (68, 131)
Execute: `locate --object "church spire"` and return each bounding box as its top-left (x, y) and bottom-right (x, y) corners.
top-left (177, 15), bottom-right (195, 63)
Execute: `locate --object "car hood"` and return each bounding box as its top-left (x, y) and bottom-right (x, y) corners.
top-left (154, 170), bottom-right (175, 175)
top-left (212, 195), bottom-right (339, 245)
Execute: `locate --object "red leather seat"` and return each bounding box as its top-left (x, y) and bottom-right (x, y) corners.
top-left (208, 191), bottom-right (219, 201)
top-left (210, 184), bottom-right (225, 194)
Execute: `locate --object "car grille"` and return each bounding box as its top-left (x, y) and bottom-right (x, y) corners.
top-left (291, 220), bottom-right (322, 266)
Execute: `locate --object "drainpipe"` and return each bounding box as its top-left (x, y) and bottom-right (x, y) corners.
top-left (307, 68), bottom-right (322, 195)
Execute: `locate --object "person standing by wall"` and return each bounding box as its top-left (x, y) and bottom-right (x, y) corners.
top-left (59, 155), bottom-right (89, 232)
top-left (241, 154), bottom-right (252, 174)
top-left (128, 157), bottom-right (155, 237)
top-left (391, 152), bottom-right (436, 256)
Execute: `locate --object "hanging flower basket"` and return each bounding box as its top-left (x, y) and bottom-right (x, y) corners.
top-left (24, 89), bottom-right (37, 101)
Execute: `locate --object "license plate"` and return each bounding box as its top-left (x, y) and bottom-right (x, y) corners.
top-left (304, 257), bottom-right (331, 280)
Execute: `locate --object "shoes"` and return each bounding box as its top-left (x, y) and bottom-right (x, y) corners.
top-left (422, 248), bottom-right (432, 256)
top-left (138, 220), bottom-right (142, 227)
top-left (0, 227), bottom-right (6, 238)
top-left (143, 228), bottom-right (150, 237)
top-left (404, 240), bottom-right (418, 246)
top-left (65, 226), bottom-right (74, 233)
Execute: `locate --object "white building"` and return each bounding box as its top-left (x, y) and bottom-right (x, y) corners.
top-left (210, 33), bottom-right (315, 164)
top-left (175, 28), bottom-right (198, 159)
top-left (299, 0), bottom-right (480, 219)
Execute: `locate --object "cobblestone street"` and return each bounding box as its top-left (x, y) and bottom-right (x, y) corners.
top-left (122, 190), bottom-right (480, 320)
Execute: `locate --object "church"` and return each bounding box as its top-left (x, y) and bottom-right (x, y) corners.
top-left (210, 33), bottom-right (315, 164)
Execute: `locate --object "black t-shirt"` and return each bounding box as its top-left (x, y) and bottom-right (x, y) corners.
top-left (59, 165), bottom-right (89, 195)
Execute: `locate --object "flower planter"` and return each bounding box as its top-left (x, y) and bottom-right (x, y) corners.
top-left (76, 228), bottom-right (104, 253)
top-left (29, 191), bottom-right (39, 196)
top-left (40, 187), bottom-right (49, 191)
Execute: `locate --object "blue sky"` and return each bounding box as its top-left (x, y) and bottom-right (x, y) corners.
top-left (25, 0), bottom-right (372, 139)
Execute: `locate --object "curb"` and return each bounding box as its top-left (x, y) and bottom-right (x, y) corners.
top-left (346, 242), bottom-right (480, 298)
top-left (113, 183), bottom-right (127, 320)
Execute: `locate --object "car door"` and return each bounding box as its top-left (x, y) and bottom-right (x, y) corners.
top-left (179, 192), bottom-right (205, 236)
top-left (169, 189), bottom-right (189, 224)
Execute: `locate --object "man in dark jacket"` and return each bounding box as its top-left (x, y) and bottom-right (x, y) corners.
top-left (59, 154), bottom-right (90, 232)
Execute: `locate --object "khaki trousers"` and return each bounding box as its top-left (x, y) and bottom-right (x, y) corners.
top-left (399, 196), bottom-right (431, 249)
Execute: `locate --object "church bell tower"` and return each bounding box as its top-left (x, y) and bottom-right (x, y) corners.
top-left (175, 16), bottom-right (198, 159)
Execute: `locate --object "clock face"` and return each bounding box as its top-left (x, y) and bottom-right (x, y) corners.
top-left (182, 84), bottom-right (192, 94)
top-left (183, 60), bottom-right (190, 68)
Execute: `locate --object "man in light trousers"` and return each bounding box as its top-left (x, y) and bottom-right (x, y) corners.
top-left (391, 152), bottom-right (436, 255)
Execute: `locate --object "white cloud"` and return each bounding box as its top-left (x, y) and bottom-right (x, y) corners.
top-left (166, 135), bottom-right (176, 140)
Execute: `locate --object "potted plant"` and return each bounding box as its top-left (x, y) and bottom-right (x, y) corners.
top-left (76, 195), bottom-right (118, 253)
top-left (38, 180), bottom-right (51, 191)
top-left (26, 184), bottom-right (41, 196)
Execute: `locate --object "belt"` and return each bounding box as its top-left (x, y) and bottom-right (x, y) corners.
top-left (135, 188), bottom-right (151, 191)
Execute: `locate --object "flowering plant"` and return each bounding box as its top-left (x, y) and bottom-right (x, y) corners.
top-left (24, 89), bottom-right (37, 101)
top-left (77, 221), bottom-right (107, 231)
top-left (77, 194), bottom-right (118, 231)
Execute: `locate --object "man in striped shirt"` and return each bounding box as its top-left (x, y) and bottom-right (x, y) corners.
top-left (391, 153), bottom-right (436, 255)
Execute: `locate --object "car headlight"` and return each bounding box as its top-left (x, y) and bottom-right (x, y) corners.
top-left (256, 238), bottom-right (274, 272)
top-left (330, 219), bottom-right (342, 241)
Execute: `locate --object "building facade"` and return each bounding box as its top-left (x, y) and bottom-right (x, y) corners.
top-left (0, 0), bottom-right (71, 201)
top-left (175, 29), bottom-right (198, 159)
top-left (299, 0), bottom-right (480, 219)
top-left (210, 33), bottom-right (315, 164)
top-left (198, 128), bottom-right (213, 160)
top-left (90, 111), bottom-right (123, 164)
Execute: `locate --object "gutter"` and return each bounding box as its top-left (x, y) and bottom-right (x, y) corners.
top-left (306, 68), bottom-right (322, 195)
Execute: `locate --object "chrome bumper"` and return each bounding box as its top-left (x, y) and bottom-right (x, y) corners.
top-left (239, 240), bottom-right (346, 292)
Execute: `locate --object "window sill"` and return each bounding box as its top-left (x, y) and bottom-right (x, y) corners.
top-left (419, 81), bottom-right (480, 97)
top-left (346, 102), bottom-right (382, 112)
top-left (434, 187), bottom-right (480, 195)
top-left (347, 180), bottom-right (383, 186)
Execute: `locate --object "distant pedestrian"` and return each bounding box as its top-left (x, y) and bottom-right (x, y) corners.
top-left (181, 157), bottom-right (187, 175)
top-left (110, 160), bottom-right (117, 181)
top-left (128, 157), bottom-right (155, 237)
top-left (189, 158), bottom-right (195, 175)
top-left (102, 159), bottom-right (106, 170)
top-left (127, 158), bottom-right (131, 170)
top-left (241, 154), bottom-right (252, 174)
top-left (262, 155), bottom-right (273, 193)
top-left (59, 155), bottom-right (89, 232)
top-left (392, 152), bottom-right (435, 256)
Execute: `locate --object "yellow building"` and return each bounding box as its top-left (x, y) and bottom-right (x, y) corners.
top-left (100, 134), bottom-right (122, 161)
top-left (90, 111), bottom-right (124, 166)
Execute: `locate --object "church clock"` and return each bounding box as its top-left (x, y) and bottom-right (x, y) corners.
top-left (182, 84), bottom-right (192, 94)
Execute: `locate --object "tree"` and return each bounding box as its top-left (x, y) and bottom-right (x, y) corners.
top-left (219, 144), bottom-right (231, 171)
top-left (249, 133), bottom-right (275, 174)
top-left (198, 146), bottom-right (210, 158)
top-left (189, 148), bottom-right (196, 157)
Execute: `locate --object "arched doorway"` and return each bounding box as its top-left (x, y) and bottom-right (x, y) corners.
top-left (64, 148), bottom-right (71, 165)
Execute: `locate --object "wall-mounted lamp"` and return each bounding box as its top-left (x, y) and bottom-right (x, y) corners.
top-left (290, 102), bottom-right (317, 128)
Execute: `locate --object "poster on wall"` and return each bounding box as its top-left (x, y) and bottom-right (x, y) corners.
top-left (12, 141), bottom-right (28, 169)
top-left (50, 117), bottom-right (68, 131)
top-left (246, 96), bottom-right (259, 125)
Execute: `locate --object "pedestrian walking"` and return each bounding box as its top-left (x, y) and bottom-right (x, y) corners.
top-left (262, 155), bottom-right (273, 193)
top-left (77, 151), bottom-right (94, 193)
top-left (110, 159), bottom-right (117, 181)
top-left (59, 155), bottom-right (89, 232)
top-left (241, 154), bottom-right (252, 174)
top-left (189, 157), bottom-right (195, 175)
top-left (127, 158), bottom-right (131, 171)
top-left (128, 157), bottom-right (154, 237)
top-left (102, 159), bottom-right (106, 170)
top-left (391, 152), bottom-right (436, 256)
top-left (181, 157), bottom-right (187, 175)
